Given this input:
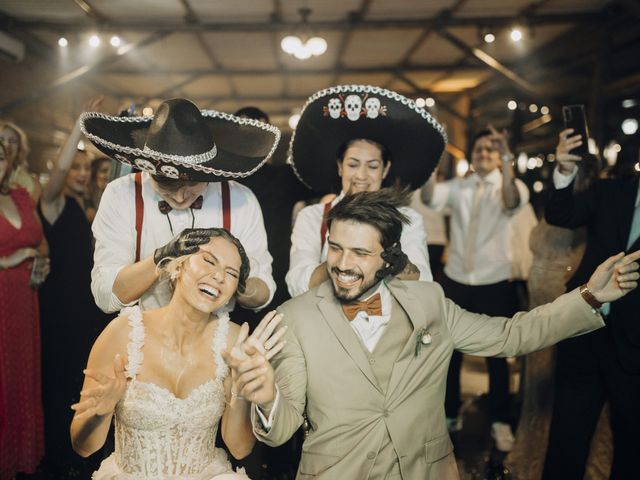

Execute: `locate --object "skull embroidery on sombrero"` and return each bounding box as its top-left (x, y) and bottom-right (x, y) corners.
top-left (80, 98), bottom-right (281, 182)
top-left (289, 85), bottom-right (447, 192)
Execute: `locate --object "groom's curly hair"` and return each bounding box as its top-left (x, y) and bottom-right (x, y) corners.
top-left (326, 187), bottom-right (412, 279)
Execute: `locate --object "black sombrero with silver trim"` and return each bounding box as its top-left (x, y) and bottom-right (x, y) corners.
top-left (288, 85), bottom-right (447, 192)
top-left (80, 98), bottom-right (281, 182)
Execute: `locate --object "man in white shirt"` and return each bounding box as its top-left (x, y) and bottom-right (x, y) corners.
top-left (82, 98), bottom-right (279, 313)
top-left (285, 85), bottom-right (449, 297)
top-left (225, 189), bottom-right (640, 480)
top-left (421, 127), bottom-right (530, 451)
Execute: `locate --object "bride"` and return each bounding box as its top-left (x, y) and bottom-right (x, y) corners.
top-left (70, 228), bottom-right (284, 479)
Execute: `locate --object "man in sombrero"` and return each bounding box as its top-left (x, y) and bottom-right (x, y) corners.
top-left (81, 98), bottom-right (280, 314)
top-left (285, 85), bottom-right (447, 298)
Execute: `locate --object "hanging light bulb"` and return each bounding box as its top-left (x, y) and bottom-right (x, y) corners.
top-left (89, 34), bottom-right (100, 47)
top-left (281, 36), bottom-right (302, 55)
top-left (58, 37), bottom-right (68, 47)
top-left (307, 37), bottom-right (327, 56)
top-left (294, 46), bottom-right (312, 60)
top-left (110, 35), bottom-right (121, 47)
top-left (510, 28), bottom-right (523, 42)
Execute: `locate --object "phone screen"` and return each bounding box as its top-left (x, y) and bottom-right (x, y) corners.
top-left (562, 105), bottom-right (590, 157)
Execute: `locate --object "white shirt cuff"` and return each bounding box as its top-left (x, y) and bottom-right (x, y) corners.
top-left (553, 165), bottom-right (578, 189)
top-left (255, 385), bottom-right (280, 430)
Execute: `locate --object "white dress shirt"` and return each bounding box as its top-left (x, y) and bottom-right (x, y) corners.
top-left (286, 192), bottom-right (433, 297)
top-left (348, 282), bottom-right (392, 352)
top-left (91, 173), bottom-right (275, 313)
top-left (429, 169), bottom-right (530, 285)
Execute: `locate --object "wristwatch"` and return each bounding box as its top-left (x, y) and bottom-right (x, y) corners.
top-left (579, 284), bottom-right (603, 309)
top-left (501, 153), bottom-right (514, 163)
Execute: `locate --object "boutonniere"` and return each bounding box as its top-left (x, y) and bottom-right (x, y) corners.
top-left (414, 328), bottom-right (433, 357)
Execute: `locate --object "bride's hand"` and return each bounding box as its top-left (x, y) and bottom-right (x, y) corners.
top-left (243, 311), bottom-right (287, 360)
top-left (224, 349), bottom-right (277, 407)
top-left (71, 354), bottom-right (127, 419)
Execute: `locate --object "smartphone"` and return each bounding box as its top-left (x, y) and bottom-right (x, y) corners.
top-left (562, 105), bottom-right (590, 157)
top-left (29, 256), bottom-right (48, 289)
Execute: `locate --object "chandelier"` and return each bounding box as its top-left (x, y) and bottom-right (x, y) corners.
top-left (280, 8), bottom-right (327, 60)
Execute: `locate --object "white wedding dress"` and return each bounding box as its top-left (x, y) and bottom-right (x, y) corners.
top-left (93, 306), bottom-right (249, 480)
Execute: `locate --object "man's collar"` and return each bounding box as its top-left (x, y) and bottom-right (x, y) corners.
top-left (473, 168), bottom-right (501, 185)
top-left (357, 280), bottom-right (385, 302)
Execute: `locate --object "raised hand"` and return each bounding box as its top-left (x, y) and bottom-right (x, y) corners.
top-left (487, 124), bottom-right (512, 158)
top-left (244, 311), bottom-right (286, 360)
top-left (222, 323), bottom-right (278, 408)
top-left (71, 354), bottom-right (127, 420)
top-left (556, 128), bottom-right (583, 174)
top-left (588, 250), bottom-right (640, 303)
top-left (153, 228), bottom-right (215, 265)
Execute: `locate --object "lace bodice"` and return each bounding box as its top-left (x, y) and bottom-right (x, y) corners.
top-left (111, 306), bottom-right (230, 478)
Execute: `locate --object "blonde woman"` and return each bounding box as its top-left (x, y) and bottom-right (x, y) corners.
top-left (71, 228), bottom-right (284, 479)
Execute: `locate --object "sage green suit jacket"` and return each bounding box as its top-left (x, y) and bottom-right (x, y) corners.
top-left (253, 279), bottom-right (603, 479)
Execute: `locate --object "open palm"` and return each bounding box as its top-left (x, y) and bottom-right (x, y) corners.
top-left (71, 354), bottom-right (127, 420)
top-left (588, 250), bottom-right (640, 303)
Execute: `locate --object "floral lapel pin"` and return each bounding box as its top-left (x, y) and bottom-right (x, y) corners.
top-left (414, 327), bottom-right (433, 357)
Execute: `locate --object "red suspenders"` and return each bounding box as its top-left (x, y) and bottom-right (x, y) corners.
top-left (133, 174), bottom-right (231, 262)
top-left (221, 181), bottom-right (231, 232)
top-left (134, 172), bottom-right (144, 262)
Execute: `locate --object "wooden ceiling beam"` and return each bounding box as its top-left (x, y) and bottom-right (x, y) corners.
top-left (99, 63), bottom-right (474, 76)
top-left (330, 0), bottom-right (374, 86)
top-left (8, 12), bottom-right (601, 33)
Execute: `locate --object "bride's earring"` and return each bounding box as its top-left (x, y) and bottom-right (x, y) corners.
top-left (170, 267), bottom-right (180, 281)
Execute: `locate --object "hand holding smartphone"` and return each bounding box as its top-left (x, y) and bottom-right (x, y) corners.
top-left (29, 256), bottom-right (50, 289)
top-left (562, 105), bottom-right (590, 157)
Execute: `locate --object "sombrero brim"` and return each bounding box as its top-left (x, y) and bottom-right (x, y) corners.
top-left (288, 85), bottom-right (447, 192)
top-left (80, 110), bottom-right (281, 182)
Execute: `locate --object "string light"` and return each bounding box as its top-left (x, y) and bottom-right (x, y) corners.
top-left (89, 35), bottom-right (100, 47)
top-left (507, 100), bottom-right (517, 110)
top-left (58, 37), bottom-right (68, 47)
top-left (510, 28), bottom-right (523, 42)
top-left (484, 33), bottom-right (495, 43)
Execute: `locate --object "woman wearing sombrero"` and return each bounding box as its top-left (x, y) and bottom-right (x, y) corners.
top-left (81, 98), bottom-right (280, 315)
top-left (285, 85), bottom-right (447, 297)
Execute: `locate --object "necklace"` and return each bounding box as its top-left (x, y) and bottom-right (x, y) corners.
top-left (166, 207), bottom-right (196, 236)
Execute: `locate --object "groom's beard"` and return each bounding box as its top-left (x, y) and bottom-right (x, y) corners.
top-left (331, 267), bottom-right (382, 304)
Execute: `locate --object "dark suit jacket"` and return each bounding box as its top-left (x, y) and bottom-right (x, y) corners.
top-left (545, 175), bottom-right (640, 373)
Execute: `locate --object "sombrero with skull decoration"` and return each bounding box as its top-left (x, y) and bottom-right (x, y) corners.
top-left (288, 85), bottom-right (447, 192)
top-left (80, 98), bottom-right (281, 182)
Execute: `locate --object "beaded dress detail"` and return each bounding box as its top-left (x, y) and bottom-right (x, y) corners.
top-left (93, 306), bottom-right (248, 480)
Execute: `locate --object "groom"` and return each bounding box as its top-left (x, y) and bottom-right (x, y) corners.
top-left (234, 189), bottom-right (639, 479)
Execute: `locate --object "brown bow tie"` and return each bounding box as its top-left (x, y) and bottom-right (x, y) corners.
top-left (158, 195), bottom-right (203, 214)
top-left (341, 293), bottom-right (382, 321)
